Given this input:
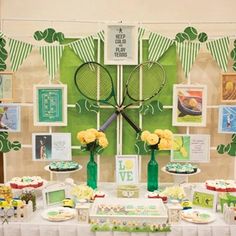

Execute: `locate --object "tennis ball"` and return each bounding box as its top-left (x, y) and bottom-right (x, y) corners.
top-left (184, 26), bottom-right (198, 41)
top-left (182, 32), bottom-right (191, 41)
top-left (224, 143), bottom-right (231, 153)
top-left (230, 48), bottom-right (236, 61)
top-left (226, 143), bottom-right (236, 156)
top-left (233, 62), bottom-right (236, 71)
top-left (0, 62), bottom-right (6, 71)
top-left (175, 32), bottom-right (185, 43)
top-left (11, 141), bottom-right (21, 151)
top-left (234, 39), bottom-right (236, 48)
top-left (44, 28), bottom-right (56, 43)
top-left (33, 31), bottom-right (44, 41)
top-left (55, 32), bottom-right (65, 43)
top-left (232, 134), bottom-right (236, 143)
top-left (0, 132), bottom-right (8, 139)
top-left (198, 32), bottom-right (208, 43)
top-left (0, 47), bottom-right (8, 61)
top-left (0, 38), bottom-right (6, 47)
top-left (0, 140), bottom-right (11, 153)
top-left (217, 144), bottom-right (225, 154)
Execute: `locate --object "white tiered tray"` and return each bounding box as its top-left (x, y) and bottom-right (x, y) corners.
top-left (161, 166), bottom-right (201, 184)
top-left (44, 165), bottom-right (82, 182)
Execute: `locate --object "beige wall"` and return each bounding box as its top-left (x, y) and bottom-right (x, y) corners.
top-left (1, 0), bottom-right (236, 183)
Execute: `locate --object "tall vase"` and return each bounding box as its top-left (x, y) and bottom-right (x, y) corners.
top-left (147, 148), bottom-right (158, 191)
top-left (87, 151), bottom-right (97, 189)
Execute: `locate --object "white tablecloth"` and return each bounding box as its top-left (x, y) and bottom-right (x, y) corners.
top-left (1, 182), bottom-right (235, 236)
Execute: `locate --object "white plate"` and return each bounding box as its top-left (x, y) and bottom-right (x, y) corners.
top-left (41, 207), bottom-right (76, 222)
top-left (181, 209), bottom-right (216, 224)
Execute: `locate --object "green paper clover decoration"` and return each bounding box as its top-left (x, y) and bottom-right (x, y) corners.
top-left (33, 28), bottom-right (65, 43)
top-left (0, 132), bottom-right (21, 153)
top-left (0, 37), bottom-right (8, 71)
top-left (217, 134), bottom-right (236, 156)
top-left (175, 26), bottom-right (208, 43)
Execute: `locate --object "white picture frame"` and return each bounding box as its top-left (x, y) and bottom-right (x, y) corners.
top-left (116, 155), bottom-right (139, 185)
top-left (32, 133), bottom-right (72, 161)
top-left (0, 71), bottom-right (14, 101)
top-left (33, 84), bottom-right (67, 126)
top-left (172, 84), bottom-right (207, 127)
top-left (0, 103), bottom-right (21, 132)
top-left (218, 105), bottom-right (236, 133)
top-left (171, 134), bottom-right (210, 163)
top-left (42, 183), bottom-right (69, 208)
top-left (104, 23), bottom-right (138, 65)
top-left (191, 187), bottom-right (218, 212)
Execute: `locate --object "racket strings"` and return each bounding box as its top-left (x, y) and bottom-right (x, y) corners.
top-left (127, 63), bottom-right (166, 101)
top-left (75, 64), bottom-right (114, 101)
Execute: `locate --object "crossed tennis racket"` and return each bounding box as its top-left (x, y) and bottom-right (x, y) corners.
top-left (74, 61), bottom-right (166, 133)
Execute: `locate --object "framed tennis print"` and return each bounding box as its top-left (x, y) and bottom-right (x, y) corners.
top-left (218, 105), bottom-right (236, 133)
top-left (221, 73), bottom-right (236, 102)
top-left (32, 133), bottom-right (71, 161)
top-left (0, 71), bottom-right (13, 101)
top-left (172, 84), bottom-right (207, 127)
top-left (171, 134), bottom-right (210, 162)
top-left (0, 104), bottom-right (20, 132)
top-left (104, 23), bottom-right (138, 65)
top-left (116, 155), bottom-right (139, 185)
top-left (33, 84), bottom-right (67, 126)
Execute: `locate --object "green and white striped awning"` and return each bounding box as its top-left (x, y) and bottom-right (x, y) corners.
top-left (206, 37), bottom-right (230, 72)
top-left (148, 33), bottom-right (174, 62)
top-left (9, 38), bottom-right (33, 71)
top-left (69, 36), bottom-right (94, 62)
top-left (39, 45), bottom-right (64, 80)
top-left (176, 41), bottom-right (201, 78)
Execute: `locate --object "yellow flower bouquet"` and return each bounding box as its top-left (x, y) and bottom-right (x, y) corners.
top-left (141, 129), bottom-right (173, 151)
top-left (76, 128), bottom-right (109, 189)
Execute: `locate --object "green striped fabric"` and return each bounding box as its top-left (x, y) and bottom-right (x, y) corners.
top-left (206, 37), bottom-right (230, 72)
top-left (39, 45), bottom-right (64, 80)
top-left (148, 32), bottom-right (174, 61)
top-left (69, 36), bottom-right (94, 62)
top-left (138, 27), bottom-right (145, 40)
top-left (9, 39), bottom-right (33, 71)
top-left (176, 41), bottom-right (201, 78)
top-left (0, 32), bottom-right (4, 38)
top-left (97, 30), bottom-right (104, 42)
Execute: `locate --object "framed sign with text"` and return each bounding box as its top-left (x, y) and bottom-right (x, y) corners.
top-left (104, 23), bottom-right (138, 65)
top-left (116, 155), bottom-right (139, 185)
top-left (33, 84), bottom-right (67, 126)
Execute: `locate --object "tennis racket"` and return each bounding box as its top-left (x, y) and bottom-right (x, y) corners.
top-left (103, 61), bottom-right (166, 131)
top-left (74, 62), bottom-right (140, 132)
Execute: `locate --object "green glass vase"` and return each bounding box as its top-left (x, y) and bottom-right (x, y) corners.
top-left (87, 151), bottom-right (97, 189)
top-left (147, 148), bottom-right (158, 191)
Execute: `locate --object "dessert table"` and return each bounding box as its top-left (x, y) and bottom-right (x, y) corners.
top-left (1, 182), bottom-right (236, 236)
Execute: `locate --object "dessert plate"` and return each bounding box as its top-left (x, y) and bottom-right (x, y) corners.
top-left (41, 207), bottom-right (76, 222)
top-left (181, 209), bottom-right (216, 224)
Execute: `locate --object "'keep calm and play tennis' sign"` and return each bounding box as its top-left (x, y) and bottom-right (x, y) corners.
top-left (104, 24), bottom-right (138, 65)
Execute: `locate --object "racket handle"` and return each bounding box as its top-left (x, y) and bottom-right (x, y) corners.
top-left (99, 111), bottom-right (119, 132)
top-left (120, 111), bottom-right (142, 133)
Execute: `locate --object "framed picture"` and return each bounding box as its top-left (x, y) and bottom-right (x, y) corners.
top-left (33, 84), bottom-right (67, 126)
top-left (104, 23), bottom-right (138, 65)
top-left (172, 84), bottom-right (207, 127)
top-left (116, 155), bottom-right (139, 185)
top-left (171, 134), bottom-right (210, 162)
top-left (191, 187), bottom-right (218, 212)
top-left (0, 71), bottom-right (13, 101)
top-left (218, 105), bottom-right (236, 133)
top-left (221, 73), bottom-right (236, 102)
top-left (0, 103), bottom-right (20, 132)
top-left (32, 133), bottom-right (71, 161)
top-left (42, 183), bottom-right (69, 207)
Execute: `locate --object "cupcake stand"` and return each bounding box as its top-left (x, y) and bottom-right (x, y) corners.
top-left (44, 165), bottom-right (82, 182)
top-left (161, 166), bottom-right (201, 184)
